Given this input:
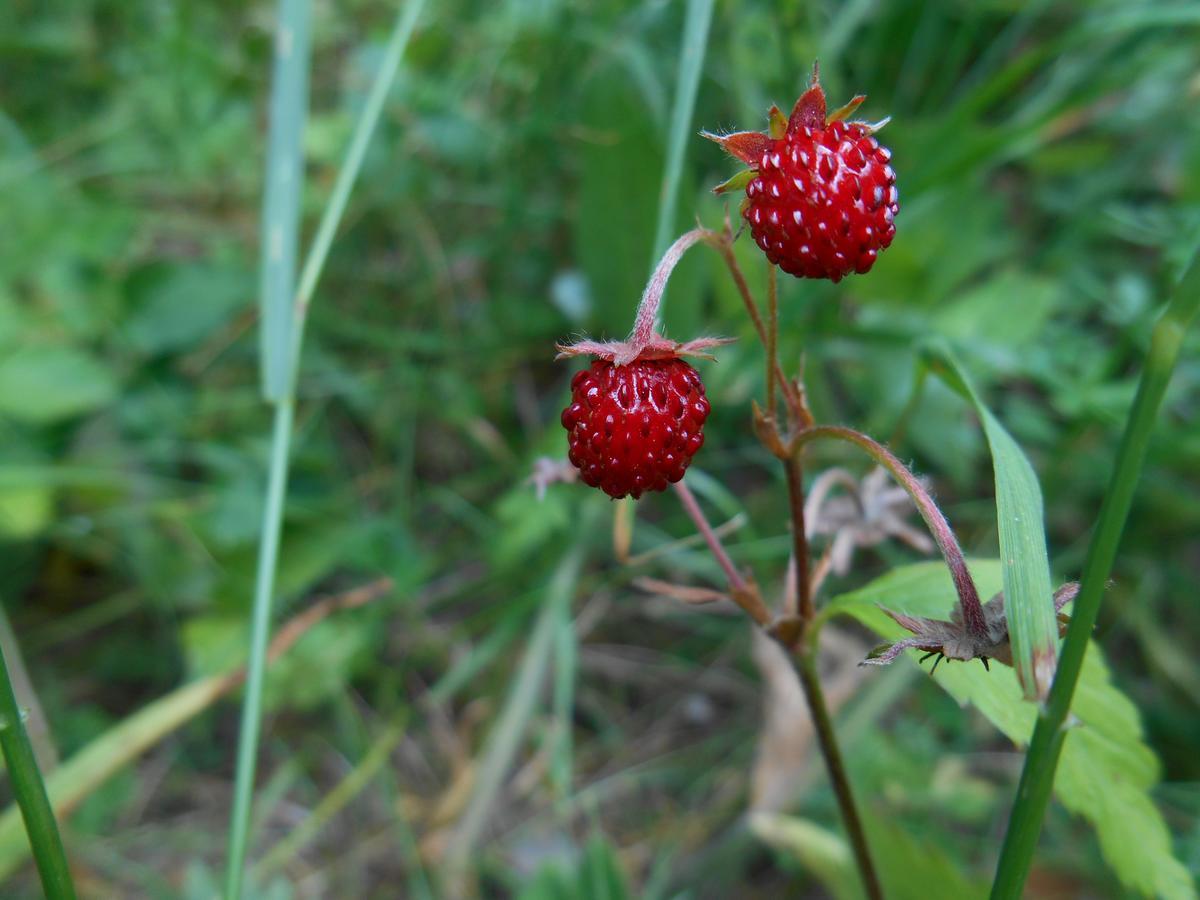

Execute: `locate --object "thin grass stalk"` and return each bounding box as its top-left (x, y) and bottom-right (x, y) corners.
top-left (0, 645), bottom-right (75, 899)
top-left (224, 2), bottom-right (427, 895)
top-left (990, 248), bottom-right (1200, 897)
top-left (253, 717), bottom-right (408, 879)
top-left (650, 0), bottom-right (715, 262)
top-left (443, 545), bottom-right (585, 881)
top-left (224, 401), bottom-right (294, 897)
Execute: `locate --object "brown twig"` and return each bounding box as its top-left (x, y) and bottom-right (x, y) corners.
top-left (671, 480), bottom-right (771, 627)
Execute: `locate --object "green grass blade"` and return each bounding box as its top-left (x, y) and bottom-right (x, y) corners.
top-left (0, 643), bottom-right (75, 898)
top-left (225, 401), bottom-right (296, 899)
top-left (226, 3), bottom-right (428, 894)
top-left (991, 247), bottom-right (1200, 898)
top-left (253, 717), bottom-right (408, 879)
top-left (649, 0), bottom-right (714, 263)
top-left (550, 597), bottom-right (577, 807)
top-left (285, 0), bottom-right (429, 392)
top-left (258, 0), bottom-right (313, 403)
top-left (443, 544), bottom-right (584, 881)
top-left (922, 343), bottom-right (1059, 700)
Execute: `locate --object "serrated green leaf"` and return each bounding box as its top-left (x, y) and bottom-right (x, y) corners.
top-left (921, 342), bottom-right (1058, 700)
top-left (830, 561), bottom-right (1194, 899)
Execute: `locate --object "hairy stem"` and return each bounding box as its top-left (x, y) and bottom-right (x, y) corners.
top-left (632, 228), bottom-right (711, 347)
top-left (794, 424), bottom-right (987, 638)
top-left (792, 651), bottom-right (884, 900)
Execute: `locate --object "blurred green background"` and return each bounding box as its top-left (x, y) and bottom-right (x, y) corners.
top-left (1, 0), bottom-right (1199, 896)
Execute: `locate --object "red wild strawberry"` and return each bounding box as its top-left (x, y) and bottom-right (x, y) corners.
top-left (562, 357), bottom-right (710, 499)
top-left (705, 65), bottom-right (898, 282)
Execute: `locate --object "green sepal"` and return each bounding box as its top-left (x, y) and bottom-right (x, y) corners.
top-left (712, 168), bottom-right (756, 195)
top-left (827, 95), bottom-right (866, 123)
top-left (768, 104), bottom-right (787, 139)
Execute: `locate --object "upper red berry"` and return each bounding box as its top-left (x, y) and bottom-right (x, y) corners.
top-left (706, 66), bottom-right (898, 282)
top-left (562, 357), bottom-right (710, 499)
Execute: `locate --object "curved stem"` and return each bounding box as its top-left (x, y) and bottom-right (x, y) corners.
top-left (632, 228), bottom-right (711, 347)
top-left (794, 424), bottom-right (987, 638)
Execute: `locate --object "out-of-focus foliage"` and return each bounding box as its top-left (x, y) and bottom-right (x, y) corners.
top-left (0, 0), bottom-right (1198, 896)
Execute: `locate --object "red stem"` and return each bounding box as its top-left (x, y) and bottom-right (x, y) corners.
top-left (794, 425), bottom-right (987, 638)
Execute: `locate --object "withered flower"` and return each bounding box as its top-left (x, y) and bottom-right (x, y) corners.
top-left (862, 582), bottom-right (1079, 673)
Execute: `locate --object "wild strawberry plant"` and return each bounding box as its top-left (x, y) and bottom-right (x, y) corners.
top-left (550, 64), bottom-right (1197, 899)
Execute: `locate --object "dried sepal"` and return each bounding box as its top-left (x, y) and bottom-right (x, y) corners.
top-left (555, 333), bottom-right (733, 367)
top-left (701, 129), bottom-right (773, 166)
top-left (861, 582), bottom-right (1081, 672)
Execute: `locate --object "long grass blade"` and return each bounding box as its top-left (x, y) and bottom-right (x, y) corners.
top-left (990, 246), bottom-right (1200, 897)
top-left (258, 0), bottom-right (313, 403)
top-left (224, 401), bottom-right (296, 899)
top-left (225, 2), bottom-right (428, 894)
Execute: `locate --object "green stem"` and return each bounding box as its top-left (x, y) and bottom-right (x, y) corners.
top-left (0, 642), bottom-right (75, 899)
top-left (790, 650), bottom-right (883, 900)
top-left (990, 248), bottom-right (1200, 898)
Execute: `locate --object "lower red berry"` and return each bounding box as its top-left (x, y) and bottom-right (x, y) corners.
top-left (561, 357), bottom-right (710, 499)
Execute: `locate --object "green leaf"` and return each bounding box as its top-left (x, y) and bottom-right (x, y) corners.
top-left (830, 561), bottom-right (1194, 899)
top-left (921, 342), bottom-right (1058, 700)
top-left (0, 345), bottom-right (117, 423)
top-left (125, 263), bottom-right (250, 355)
